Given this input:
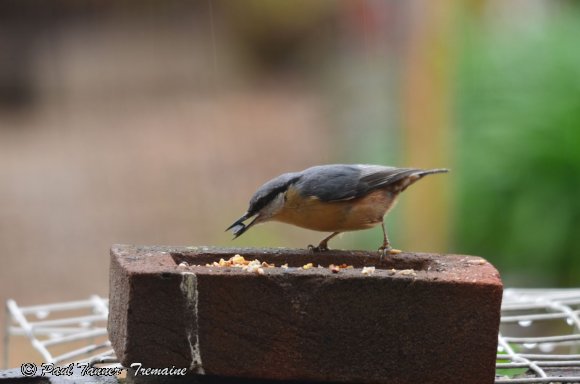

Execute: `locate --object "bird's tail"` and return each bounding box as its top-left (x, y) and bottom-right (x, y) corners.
top-left (399, 168), bottom-right (448, 192)
top-left (416, 168), bottom-right (449, 177)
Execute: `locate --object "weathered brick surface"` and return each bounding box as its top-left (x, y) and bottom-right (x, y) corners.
top-left (109, 245), bottom-right (503, 384)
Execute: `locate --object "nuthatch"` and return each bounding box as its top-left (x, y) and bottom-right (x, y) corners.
top-left (227, 164), bottom-right (448, 253)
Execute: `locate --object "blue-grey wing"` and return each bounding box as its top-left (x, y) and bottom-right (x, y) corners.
top-left (295, 164), bottom-right (420, 202)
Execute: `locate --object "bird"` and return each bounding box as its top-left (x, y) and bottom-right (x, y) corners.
top-left (226, 164), bottom-right (448, 253)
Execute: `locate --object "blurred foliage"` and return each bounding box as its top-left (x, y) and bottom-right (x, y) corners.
top-left (454, 5), bottom-right (580, 287)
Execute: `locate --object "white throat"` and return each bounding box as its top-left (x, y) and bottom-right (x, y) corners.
top-left (259, 192), bottom-right (285, 222)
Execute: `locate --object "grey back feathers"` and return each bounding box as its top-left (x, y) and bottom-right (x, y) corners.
top-left (246, 164), bottom-right (448, 214)
top-left (294, 164), bottom-right (446, 202)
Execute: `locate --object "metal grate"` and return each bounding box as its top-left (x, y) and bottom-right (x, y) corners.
top-left (4, 295), bottom-right (117, 369)
top-left (5, 290), bottom-right (580, 382)
top-left (497, 289), bottom-right (580, 383)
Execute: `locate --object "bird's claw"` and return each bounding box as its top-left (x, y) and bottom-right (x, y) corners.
top-left (308, 244), bottom-right (329, 252)
top-left (378, 246), bottom-right (401, 261)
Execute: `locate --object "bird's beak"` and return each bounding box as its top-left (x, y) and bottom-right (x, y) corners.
top-left (226, 213), bottom-right (259, 239)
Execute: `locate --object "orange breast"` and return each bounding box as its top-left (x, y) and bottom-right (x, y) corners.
top-left (271, 187), bottom-right (396, 232)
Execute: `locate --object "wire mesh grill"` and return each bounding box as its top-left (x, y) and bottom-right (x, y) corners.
top-left (5, 290), bottom-right (580, 382)
top-left (497, 289), bottom-right (580, 383)
top-left (4, 295), bottom-right (117, 368)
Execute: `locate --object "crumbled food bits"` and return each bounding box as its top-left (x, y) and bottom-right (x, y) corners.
top-left (468, 259), bottom-right (486, 265)
top-left (389, 249), bottom-right (402, 254)
top-left (231, 254), bottom-right (249, 265)
top-left (245, 259), bottom-right (262, 273)
top-left (281, 264), bottom-right (289, 269)
top-left (329, 264), bottom-right (353, 273)
top-left (178, 262), bottom-right (189, 268)
top-left (398, 269), bottom-right (416, 276)
top-left (302, 263), bottom-right (314, 270)
top-left (329, 264), bottom-right (341, 273)
top-left (203, 255), bottom-right (273, 274)
top-left (361, 266), bottom-right (376, 275)
top-left (261, 261), bottom-right (275, 268)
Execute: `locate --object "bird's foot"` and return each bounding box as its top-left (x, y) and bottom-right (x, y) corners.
top-left (308, 244), bottom-right (329, 252)
top-left (378, 245), bottom-right (401, 261)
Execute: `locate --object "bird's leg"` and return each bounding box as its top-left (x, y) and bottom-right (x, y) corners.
top-left (308, 232), bottom-right (340, 252)
top-left (378, 221), bottom-right (391, 252)
top-left (378, 221), bottom-right (401, 260)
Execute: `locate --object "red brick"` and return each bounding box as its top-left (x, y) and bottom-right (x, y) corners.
top-left (108, 245), bottom-right (502, 384)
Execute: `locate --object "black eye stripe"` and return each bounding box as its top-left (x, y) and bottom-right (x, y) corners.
top-left (250, 187), bottom-right (286, 214)
top-left (247, 174), bottom-right (301, 216)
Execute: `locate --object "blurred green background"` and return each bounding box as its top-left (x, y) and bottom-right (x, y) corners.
top-left (455, 2), bottom-right (580, 287)
top-left (1, 0), bottom-right (580, 365)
